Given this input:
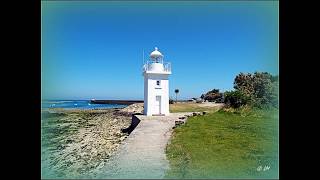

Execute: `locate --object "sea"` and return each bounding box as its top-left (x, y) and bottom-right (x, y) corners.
top-left (41, 100), bottom-right (128, 110)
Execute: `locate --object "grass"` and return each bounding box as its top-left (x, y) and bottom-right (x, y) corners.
top-left (170, 103), bottom-right (221, 113)
top-left (165, 107), bottom-right (278, 179)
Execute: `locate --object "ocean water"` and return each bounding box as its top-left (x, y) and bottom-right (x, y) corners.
top-left (41, 100), bottom-right (128, 109)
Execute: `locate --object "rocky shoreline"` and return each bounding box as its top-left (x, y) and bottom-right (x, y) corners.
top-left (41, 103), bottom-right (144, 178)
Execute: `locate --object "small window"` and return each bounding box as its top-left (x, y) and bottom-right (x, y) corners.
top-left (156, 80), bottom-right (160, 86)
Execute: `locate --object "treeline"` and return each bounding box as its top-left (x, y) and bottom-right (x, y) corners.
top-left (201, 72), bottom-right (278, 108)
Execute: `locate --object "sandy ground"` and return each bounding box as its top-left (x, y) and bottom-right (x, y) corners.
top-left (197, 102), bottom-right (225, 107)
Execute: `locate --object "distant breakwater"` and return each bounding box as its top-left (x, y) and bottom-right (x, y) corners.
top-left (90, 100), bottom-right (143, 105)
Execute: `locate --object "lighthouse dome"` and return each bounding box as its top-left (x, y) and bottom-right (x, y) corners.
top-left (150, 47), bottom-right (163, 59)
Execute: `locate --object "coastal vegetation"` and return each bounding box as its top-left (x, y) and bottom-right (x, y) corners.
top-left (165, 71), bottom-right (278, 178)
top-left (225, 72), bottom-right (278, 108)
top-left (169, 102), bottom-right (222, 113)
top-left (200, 89), bottom-right (223, 102)
top-left (165, 107), bottom-right (278, 178)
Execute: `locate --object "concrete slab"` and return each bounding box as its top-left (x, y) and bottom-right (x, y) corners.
top-left (95, 112), bottom-right (195, 179)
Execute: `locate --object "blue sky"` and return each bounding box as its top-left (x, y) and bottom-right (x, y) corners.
top-left (41, 1), bottom-right (278, 100)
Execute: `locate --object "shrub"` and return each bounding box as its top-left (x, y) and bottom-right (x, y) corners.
top-left (234, 72), bottom-right (278, 108)
top-left (202, 89), bottom-right (223, 102)
top-left (224, 90), bottom-right (250, 108)
top-left (201, 72), bottom-right (278, 109)
top-left (169, 99), bottom-right (174, 104)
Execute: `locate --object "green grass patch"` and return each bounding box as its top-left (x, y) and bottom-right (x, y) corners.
top-left (165, 107), bottom-right (278, 179)
top-left (170, 103), bottom-right (221, 113)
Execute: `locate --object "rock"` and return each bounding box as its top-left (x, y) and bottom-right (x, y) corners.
top-left (41, 108), bottom-right (133, 177)
top-left (175, 120), bottom-right (184, 126)
top-left (66, 139), bottom-right (73, 144)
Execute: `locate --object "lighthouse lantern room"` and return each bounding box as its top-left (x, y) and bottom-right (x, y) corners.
top-left (142, 47), bottom-right (171, 116)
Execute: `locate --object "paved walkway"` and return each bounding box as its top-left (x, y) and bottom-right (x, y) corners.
top-left (96, 112), bottom-right (195, 179)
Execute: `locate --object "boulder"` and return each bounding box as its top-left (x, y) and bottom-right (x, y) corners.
top-left (175, 120), bottom-right (184, 127)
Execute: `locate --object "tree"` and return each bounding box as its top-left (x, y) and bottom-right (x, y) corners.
top-left (201, 89), bottom-right (223, 102)
top-left (174, 89), bottom-right (179, 102)
top-left (208, 89), bottom-right (220, 94)
top-left (233, 72), bottom-right (278, 108)
top-left (234, 73), bottom-right (254, 96)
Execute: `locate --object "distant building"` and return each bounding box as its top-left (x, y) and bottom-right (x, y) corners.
top-left (142, 47), bottom-right (171, 116)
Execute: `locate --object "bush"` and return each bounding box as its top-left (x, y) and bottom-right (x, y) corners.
top-left (224, 90), bottom-right (250, 108)
top-left (234, 72), bottom-right (278, 108)
top-left (169, 99), bottom-right (174, 104)
top-left (202, 89), bottom-right (223, 102)
top-left (201, 72), bottom-right (278, 109)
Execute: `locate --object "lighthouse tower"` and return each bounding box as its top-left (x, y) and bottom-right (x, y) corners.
top-left (142, 47), bottom-right (171, 116)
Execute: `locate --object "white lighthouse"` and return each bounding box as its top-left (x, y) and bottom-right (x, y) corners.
top-left (142, 47), bottom-right (171, 116)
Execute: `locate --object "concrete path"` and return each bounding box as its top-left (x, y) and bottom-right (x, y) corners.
top-left (95, 112), bottom-right (195, 179)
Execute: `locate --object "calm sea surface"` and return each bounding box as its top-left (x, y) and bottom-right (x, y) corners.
top-left (41, 100), bottom-right (128, 110)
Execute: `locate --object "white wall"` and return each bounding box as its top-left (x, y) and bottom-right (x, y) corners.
top-left (143, 75), bottom-right (148, 115)
top-left (144, 73), bottom-right (170, 116)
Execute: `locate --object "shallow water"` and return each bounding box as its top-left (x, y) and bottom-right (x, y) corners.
top-left (41, 100), bottom-right (127, 109)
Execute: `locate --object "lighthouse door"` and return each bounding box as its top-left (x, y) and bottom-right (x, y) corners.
top-left (155, 96), bottom-right (161, 115)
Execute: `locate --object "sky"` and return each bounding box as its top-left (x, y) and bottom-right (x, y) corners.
top-left (41, 1), bottom-right (278, 100)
